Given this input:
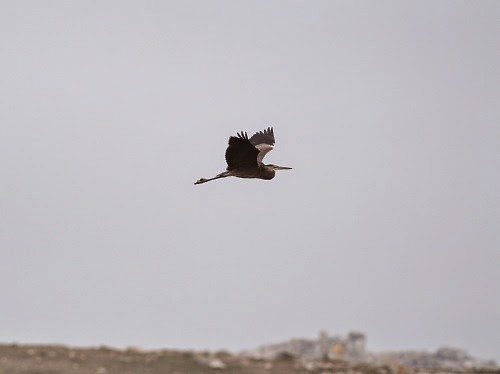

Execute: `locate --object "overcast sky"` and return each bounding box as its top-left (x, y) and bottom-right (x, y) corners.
top-left (1, 0), bottom-right (499, 362)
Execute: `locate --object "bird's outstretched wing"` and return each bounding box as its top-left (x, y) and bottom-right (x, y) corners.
top-left (250, 127), bottom-right (275, 146)
top-left (225, 132), bottom-right (259, 170)
top-left (250, 127), bottom-right (275, 164)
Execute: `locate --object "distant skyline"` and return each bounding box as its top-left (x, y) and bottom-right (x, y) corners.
top-left (1, 0), bottom-right (499, 362)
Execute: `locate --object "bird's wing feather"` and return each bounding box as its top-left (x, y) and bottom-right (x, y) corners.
top-left (255, 144), bottom-right (274, 164)
top-left (250, 127), bottom-right (275, 164)
top-left (249, 127), bottom-right (275, 146)
top-left (225, 133), bottom-right (259, 170)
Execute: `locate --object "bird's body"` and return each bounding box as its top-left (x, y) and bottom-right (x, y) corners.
top-left (195, 127), bottom-right (291, 185)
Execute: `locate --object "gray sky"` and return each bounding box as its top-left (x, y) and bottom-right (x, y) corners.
top-left (1, 0), bottom-right (499, 362)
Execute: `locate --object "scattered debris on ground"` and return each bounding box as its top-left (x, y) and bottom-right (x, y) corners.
top-left (0, 342), bottom-right (498, 374)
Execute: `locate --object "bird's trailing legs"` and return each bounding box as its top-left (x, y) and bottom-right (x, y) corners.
top-left (194, 171), bottom-right (230, 185)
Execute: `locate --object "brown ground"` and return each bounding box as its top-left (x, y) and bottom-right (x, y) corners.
top-left (0, 344), bottom-right (498, 374)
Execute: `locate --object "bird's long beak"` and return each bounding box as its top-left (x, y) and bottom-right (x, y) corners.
top-left (271, 165), bottom-right (292, 170)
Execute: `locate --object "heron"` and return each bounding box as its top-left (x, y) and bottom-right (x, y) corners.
top-left (195, 127), bottom-right (292, 185)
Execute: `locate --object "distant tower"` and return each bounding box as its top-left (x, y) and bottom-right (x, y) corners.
top-left (316, 330), bottom-right (332, 358)
top-left (346, 332), bottom-right (366, 360)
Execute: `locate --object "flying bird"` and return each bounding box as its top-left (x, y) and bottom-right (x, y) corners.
top-left (195, 127), bottom-right (292, 185)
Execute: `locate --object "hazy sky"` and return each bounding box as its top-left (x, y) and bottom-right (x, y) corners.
top-left (1, 0), bottom-right (499, 362)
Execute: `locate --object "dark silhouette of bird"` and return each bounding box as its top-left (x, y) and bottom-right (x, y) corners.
top-left (195, 127), bottom-right (292, 185)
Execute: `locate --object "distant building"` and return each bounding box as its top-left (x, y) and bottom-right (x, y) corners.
top-left (246, 330), bottom-right (366, 361)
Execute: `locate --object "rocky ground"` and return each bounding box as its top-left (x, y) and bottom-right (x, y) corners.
top-left (1, 344), bottom-right (499, 374)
